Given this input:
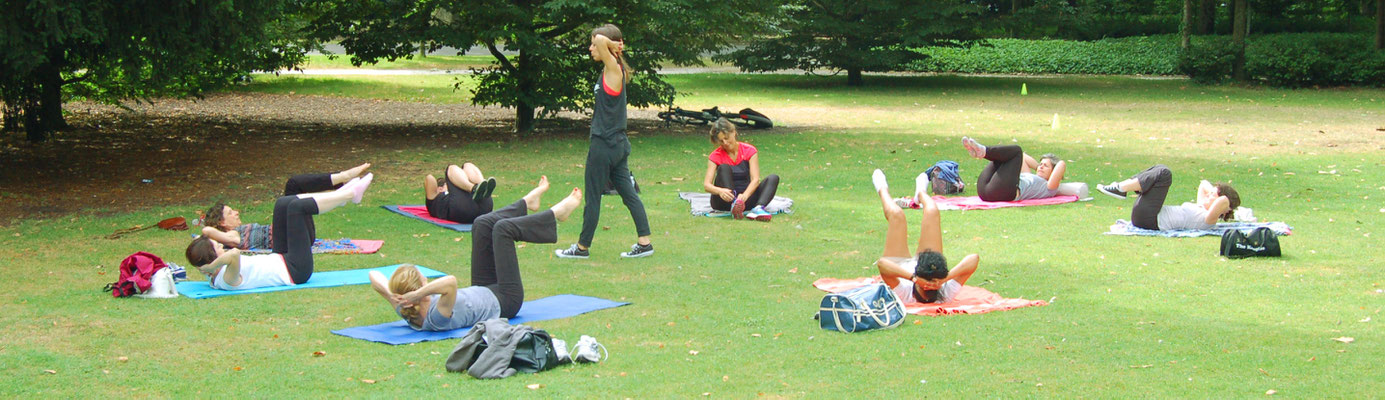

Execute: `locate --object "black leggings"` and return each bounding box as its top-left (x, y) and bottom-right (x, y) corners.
top-left (430, 178), bottom-right (494, 224)
top-left (710, 164), bottom-right (780, 211)
top-left (281, 173), bottom-right (339, 243)
top-left (270, 195), bottom-right (320, 284)
top-left (470, 199), bottom-right (558, 318)
top-left (976, 145), bottom-right (1025, 202)
top-left (1130, 165), bottom-right (1173, 230)
top-left (580, 139), bottom-right (650, 247)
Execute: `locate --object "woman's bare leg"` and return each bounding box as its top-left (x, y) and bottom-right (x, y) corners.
top-left (447, 164), bottom-right (476, 192)
top-left (550, 188), bottom-right (582, 222)
top-left (1117, 178), bottom-right (1142, 193)
top-left (330, 163), bottom-right (371, 185)
top-left (523, 176), bottom-right (550, 212)
top-left (424, 174), bottom-right (441, 200)
top-left (915, 194), bottom-right (944, 254)
top-left (461, 163), bottom-right (485, 185)
top-left (878, 180), bottom-right (911, 260)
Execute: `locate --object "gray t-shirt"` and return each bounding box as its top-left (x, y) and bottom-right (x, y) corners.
top-left (1016, 173), bottom-right (1059, 200)
top-left (396, 286), bottom-right (501, 331)
top-left (1158, 202), bottom-right (1215, 230)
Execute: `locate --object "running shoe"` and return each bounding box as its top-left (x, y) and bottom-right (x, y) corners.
top-left (747, 205), bottom-right (772, 221)
top-left (1096, 182), bottom-right (1128, 199)
top-left (620, 243), bottom-right (654, 258)
top-left (731, 198), bottom-right (746, 220)
top-left (555, 243), bottom-right (590, 259)
top-left (571, 335), bottom-right (608, 363)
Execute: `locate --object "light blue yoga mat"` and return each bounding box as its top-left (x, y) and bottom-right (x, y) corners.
top-left (1105, 219), bottom-right (1293, 238)
top-left (175, 264), bottom-right (447, 299)
top-left (331, 294), bottom-right (630, 345)
top-left (381, 205), bottom-right (473, 232)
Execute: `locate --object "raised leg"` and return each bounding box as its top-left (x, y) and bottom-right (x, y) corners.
top-left (461, 163), bottom-right (485, 186)
top-left (1130, 165), bottom-right (1174, 230)
top-left (914, 193), bottom-right (944, 254)
top-left (710, 164), bottom-right (736, 211)
top-left (878, 183), bottom-right (911, 260)
top-left (447, 164), bottom-right (476, 192)
top-left (470, 199), bottom-right (530, 288)
top-left (748, 174), bottom-right (780, 208)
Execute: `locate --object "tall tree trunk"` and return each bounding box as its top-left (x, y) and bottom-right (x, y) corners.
top-left (23, 95), bottom-right (44, 143)
top-left (1232, 0), bottom-right (1248, 82)
top-left (1376, 0), bottom-right (1383, 50)
top-left (1363, 0), bottom-right (1372, 16)
top-left (1012, 0), bottom-right (1024, 14)
top-left (514, 50), bottom-right (535, 133)
top-left (1197, 0), bottom-right (1216, 34)
top-left (38, 61), bottom-right (68, 133)
top-left (846, 68), bottom-right (863, 86)
top-left (1182, 0), bottom-right (1195, 49)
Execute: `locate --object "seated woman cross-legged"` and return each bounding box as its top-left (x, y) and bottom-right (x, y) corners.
top-left (870, 169), bottom-right (979, 303)
top-left (372, 177), bottom-right (583, 330)
top-left (424, 163), bottom-right (497, 224)
top-left (703, 118), bottom-right (780, 221)
top-left (186, 174), bottom-right (373, 289)
top-left (1096, 164), bottom-right (1241, 230)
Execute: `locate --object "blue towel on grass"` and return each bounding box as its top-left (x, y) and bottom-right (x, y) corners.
top-left (1105, 220), bottom-right (1293, 238)
top-left (381, 205), bottom-right (473, 232)
top-left (175, 264), bottom-right (447, 299)
top-left (331, 294), bottom-right (629, 345)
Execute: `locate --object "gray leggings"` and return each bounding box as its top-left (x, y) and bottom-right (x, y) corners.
top-left (469, 199), bottom-right (558, 318)
top-left (1130, 165), bottom-right (1173, 230)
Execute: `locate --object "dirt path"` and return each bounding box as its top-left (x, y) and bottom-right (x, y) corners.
top-left (0, 92), bottom-right (675, 226)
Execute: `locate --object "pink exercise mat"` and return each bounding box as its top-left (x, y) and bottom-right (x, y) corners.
top-left (813, 277), bottom-right (1048, 316)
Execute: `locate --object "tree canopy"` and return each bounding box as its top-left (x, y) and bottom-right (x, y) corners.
top-left (721, 0), bottom-right (982, 86)
top-left (304, 0), bottom-right (776, 133)
top-left (1, 0), bottom-right (314, 142)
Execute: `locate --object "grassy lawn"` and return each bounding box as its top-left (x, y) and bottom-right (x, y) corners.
top-left (4, 73), bottom-right (1382, 397)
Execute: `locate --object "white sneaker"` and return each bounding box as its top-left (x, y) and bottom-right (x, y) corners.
top-left (572, 335), bottom-right (607, 363)
top-left (552, 338), bottom-right (572, 363)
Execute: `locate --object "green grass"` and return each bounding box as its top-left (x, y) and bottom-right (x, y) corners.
top-left (4, 73), bottom-right (1383, 397)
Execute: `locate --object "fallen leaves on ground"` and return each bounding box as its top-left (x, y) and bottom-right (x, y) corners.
top-left (312, 351), bottom-right (326, 357)
top-left (1331, 337), bottom-right (1354, 344)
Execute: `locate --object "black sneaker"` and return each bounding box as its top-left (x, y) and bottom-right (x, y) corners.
top-left (620, 243), bottom-right (654, 258)
top-left (1096, 182), bottom-right (1127, 199)
top-left (473, 178), bottom-right (496, 203)
top-left (555, 244), bottom-right (590, 259)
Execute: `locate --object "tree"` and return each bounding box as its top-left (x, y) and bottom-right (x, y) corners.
top-left (0, 0), bottom-right (312, 142)
top-left (1196, 0), bottom-right (1218, 34)
top-left (1377, 0), bottom-right (1383, 49)
top-left (1232, 0), bottom-right (1249, 81)
top-left (305, 0), bottom-right (773, 134)
top-left (723, 0), bottom-right (982, 86)
top-left (1182, 0), bottom-right (1195, 48)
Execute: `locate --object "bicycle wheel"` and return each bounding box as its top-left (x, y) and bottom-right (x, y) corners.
top-left (742, 114), bottom-right (772, 129)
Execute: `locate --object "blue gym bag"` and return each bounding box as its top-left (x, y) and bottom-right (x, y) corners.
top-left (818, 283), bottom-right (907, 333)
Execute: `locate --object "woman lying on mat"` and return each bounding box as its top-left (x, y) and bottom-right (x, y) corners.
top-left (372, 177), bottom-right (582, 330)
top-left (423, 162), bottom-right (497, 224)
top-left (871, 169), bottom-right (979, 303)
top-left (200, 163), bottom-right (372, 251)
top-left (702, 118), bottom-right (780, 221)
top-left (959, 137), bottom-right (1067, 202)
top-left (186, 174), bottom-right (373, 290)
top-left (1096, 164), bottom-right (1240, 230)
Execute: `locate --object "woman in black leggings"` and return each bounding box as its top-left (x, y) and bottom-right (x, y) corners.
top-left (423, 163), bottom-right (496, 224)
top-left (200, 163), bottom-right (371, 251)
top-left (467, 176), bottom-right (582, 317)
top-left (702, 118), bottom-right (780, 220)
top-left (186, 174), bottom-right (373, 289)
top-left (961, 137), bottom-right (1067, 202)
top-left (1097, 165), bottom-right (1241, 230)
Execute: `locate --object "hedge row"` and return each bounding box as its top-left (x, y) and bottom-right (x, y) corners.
top-left (910, 35), bottom-right (1181, 76)
top-left (911, 33), bottom-right (1385, 87)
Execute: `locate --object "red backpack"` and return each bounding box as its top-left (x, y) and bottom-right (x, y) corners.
top-left (105, 252), bottom-right (168, 298)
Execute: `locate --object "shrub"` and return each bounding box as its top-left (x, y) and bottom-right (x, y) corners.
top-left (911, 35), bottom-right (1181, 76)
top-left (1179, 33), bottom-right (1384, 87)
top-left (1177, 38), bottom-right (1237, 84)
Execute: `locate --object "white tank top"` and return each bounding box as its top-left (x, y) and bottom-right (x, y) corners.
top-left (1157, 202), bottom-right (1215, 230)
top-left (212, 254), bottom-right (294, 290)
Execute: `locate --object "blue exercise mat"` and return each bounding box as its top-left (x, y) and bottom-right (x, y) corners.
top-left (381, 205), bottom-right (473, 232)
top-left (331, 294), bottom-right (630, 345)
top-left (175, 264), bottom-right (447, 299)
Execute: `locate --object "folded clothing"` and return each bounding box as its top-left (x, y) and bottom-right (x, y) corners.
top-left (1105, 219), bottom-right (1292, 238)
top-left (381, 205), bottom-right (473, 232)
top-left (677, 192), bottom-right (794, 217)
top-left (813, 277), bottom-right (1047, 316)
top-left (331, 294), bottom-right (630, 345)
top-left (242, 238), bottom-right (384, 255)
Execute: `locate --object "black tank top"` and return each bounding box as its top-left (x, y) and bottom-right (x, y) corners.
top-left (590, 72), bottom-right (627, 146)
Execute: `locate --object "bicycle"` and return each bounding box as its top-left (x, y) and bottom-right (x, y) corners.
top-left (657, 106), bottom-right (773, 129)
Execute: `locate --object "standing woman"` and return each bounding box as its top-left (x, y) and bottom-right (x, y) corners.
top-left (556, 24), bottom-right (653, 259)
